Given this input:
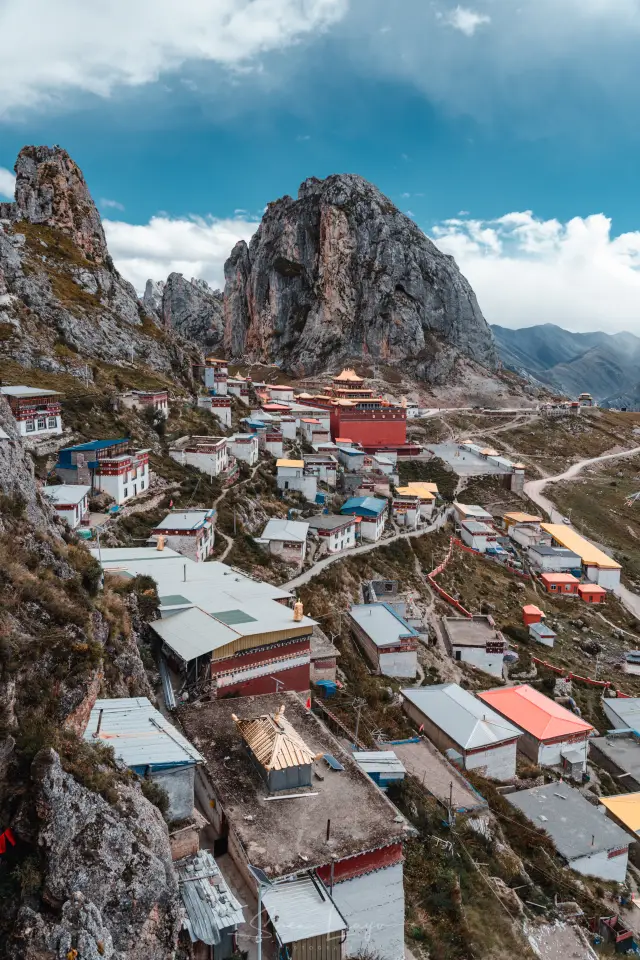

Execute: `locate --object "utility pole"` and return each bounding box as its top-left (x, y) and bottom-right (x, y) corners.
top-left (352, 697), bottom-right (366, 744)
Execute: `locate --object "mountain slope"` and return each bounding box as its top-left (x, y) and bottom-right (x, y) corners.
top-left (0, 145), bottom-right (199, 383)
top-left (491, 323), bottom-right (640, 400)
top-left (221, 174), bottom-right (497, 380)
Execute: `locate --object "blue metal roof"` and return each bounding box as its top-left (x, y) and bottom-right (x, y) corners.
top-left (62, 438), bottom-right (129, 453)
top-left (341, 496), bottom-right (387, 517)
top-left (84, 697), bottom-right (203, 770)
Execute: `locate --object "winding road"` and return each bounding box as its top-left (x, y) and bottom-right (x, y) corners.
top-left (282, 507), bottom-right (453, 591)
top-left (524, 445), bottom-right (640, 619)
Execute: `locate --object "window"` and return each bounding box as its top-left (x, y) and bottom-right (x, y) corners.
top-left (47, 417), bottom-right (57, 429)
top-left (25, 420), bottom-right (35, 433)
top-left (455, 650), bottom-right (462, 661)
top-left (550, 584), bottom-right (557, 591)
top-left (37, 417), bottom-right (46, 430)
top-left (140, 480), bottom-right (145, 491)
top-left (123, 487), bottom-right (128, 498)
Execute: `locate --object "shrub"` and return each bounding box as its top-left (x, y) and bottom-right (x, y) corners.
top-left (141, 777), bottom-right (170, 816)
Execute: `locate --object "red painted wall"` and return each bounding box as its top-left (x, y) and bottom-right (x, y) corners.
top-left (218, 662), bottom-right (310, 698)
top-left (316, 842), bottom-right (404, 884)
top-left (211, 637), bottom-right (310, 674)
top-left (330, 409), bottom-right (407, 446)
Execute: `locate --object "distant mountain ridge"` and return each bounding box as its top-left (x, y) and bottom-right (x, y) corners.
top-left (491, 323), bottom-right (640, 406)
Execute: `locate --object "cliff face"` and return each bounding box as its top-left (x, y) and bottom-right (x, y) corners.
top-left (222, 174), bottom-right (497, 379)
top-left (0, 145), bottom-right (197, 382)
top-left (155, 273), bottom-right (224, 353)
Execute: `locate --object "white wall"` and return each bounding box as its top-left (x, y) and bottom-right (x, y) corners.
top-left (571, 846), bottom-right (629, 883)
top-left (453, 645), bottom-right (503, 678)
top-left (277, 474), bottom-right (317, 502)
top-left (21, 414), bottom-right (62, 438)
top-left (536, 738), bottom-right (588, 772)
top-left (378, 649), bottom-right (417, 679)
top-left (331, 862), bottom-right (405, 960)
top-left (359, 514), bottom-right (385, 542)
top-left (594, 567), bottom-right (621, 590)
top-left (171, 447), bottom-right (228, 477)
top-left (464, 742), bottom-right (517, 781)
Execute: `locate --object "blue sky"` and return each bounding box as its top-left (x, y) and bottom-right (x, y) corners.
top-left (2, 0), bottom-right (640, 332)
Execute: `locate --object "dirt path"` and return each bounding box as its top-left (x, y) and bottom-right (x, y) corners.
top-left (524, 445), bottom-right (640, 619)
top-left (210, 461), bottom-right (263, 562)
top-left (282, 507), bottom-right (454, 591)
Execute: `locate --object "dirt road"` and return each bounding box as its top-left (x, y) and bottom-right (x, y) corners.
top-left (282, 507), bottom-right (453, 591)
top-left (524, 445), bottom-right (640, 619)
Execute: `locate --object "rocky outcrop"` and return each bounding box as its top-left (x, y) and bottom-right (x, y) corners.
top-left (9, 750), bottom-right (181, 959)
top-left (0, 145), bottom-right (199, 381)
top-left (4, 146), bottom-right (109, 264)
top-left (223, 174), bottom-right (497, 380)
top-left (160, 272), bottom-right (224, 353)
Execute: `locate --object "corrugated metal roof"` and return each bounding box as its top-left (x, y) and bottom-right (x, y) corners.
top-left (233, 706), bottom-right (320, 771)
top-left (155, 510), bottom-right (214, 531)
top-left (541, 524), bottom-right (622, 570)
top-left (401, 683), bottom-right (521, 750)
top-left (308, 514), bottom-right (355, 531)
top-left (151, 607), bottom-right (240, 662)
top-left (62, 437), bottom-right (129, 452)
top-left (178, 850), bottom-right (244, 946)
top-left (461, 521), bottom-right (494, 534)
top-left (0, 385), bottom-right (61, 397)
top-left (341, 496), bottom-right (387, 517)
top-left (600, 794), bottom-right (640, 833)
top-left (84, 697), bottom-right (203, 768)
top-left (454, 503), bottom-right (492, 518)
top-left (349, 603), bottom-right (418, 648)
top-left (43, 484), bottom-right (91, 505)
top-left (507, 783), bottom-right (631, 859)
top-left (530, 621), bottom-right (556, 639)
top-left (353, 751), bottom-right (406, 775)
top-left (477, 685), bottom-right (594, 741)
top-left (261, 519), bottom-right (309, 543)
top-left (262, 874), bottom-right (347, 944)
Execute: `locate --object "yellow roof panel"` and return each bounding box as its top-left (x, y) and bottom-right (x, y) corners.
top-left (504, 512), bottom-right (542, 523)
top-left (600, 794), bottom-right (640, 833)
top-left (404, 481), bottom-right (439, 495)
top-left (276, 458), bottom-right (304, 468)
top-left (396, 486), bottom-right (435, 500)
top-left (541, 524), bottom-right (621, 570)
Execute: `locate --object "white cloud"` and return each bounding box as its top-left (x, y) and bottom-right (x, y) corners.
top-left (431, 210), bottom-right (640, 334)
top-left (445, 6), bottom-right (490, 36)
top-left (0, 0), bottom-right (347, 114)
top-left (0, 167), bottom-right (15, 199)
top-left (103, 213), bottom-right (259, 293)
top-left (100, 197), bottom-right (125, 211)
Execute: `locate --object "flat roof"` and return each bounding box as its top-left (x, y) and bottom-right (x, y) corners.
top-left (529, 545), bottom-right (581, 559)
top-left (590, 732), bottom-right (640, 781)
top-left (401, 683), bottom-right (521, 750)
top-left (508, 782), bottom-right (630, 859)
top-left (154, 510), bottom-right (214, 532)
top-left (352, 751), bottom-right (406, 776)
top-left (504, 512), bottom-right (542, 523)
top-left (0, 385), bottom-right (61, 398)
top-left (307, 514), bottom-right (355, 531)
top-left (442, 616), bottom-right (502, 648)
top-left (349, 603), bottom-right (418, 648)
top-left (261, 519), bottom-right (309, 543)
top-left (43, 484), bottom-right (91, 505)
top-left (84, 697), bottom-right (203, 769)
top-left (395, 486), bottom-right (435, 500)
top-left (262, 875), bottom-right (347, 945)
top-left (276, 458), bottom-right (304, 468)
top-left (600, 794), bottom-right (640, 834)
top-left (578, 584), bottom-right (607, 595)
top-left (461, 521), bottom-right (495, 534)
top-left (541, 524), bottom-right (622, 570)
top-left (178, 692), bottom-right (410, 877)
top-left (477, 685), bottom-right (593, 742)
top-left (401, 482), bottom-right (439, 496)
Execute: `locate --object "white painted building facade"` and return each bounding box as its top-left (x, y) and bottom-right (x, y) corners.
top-left (43, 484), bottom-right (91, 529)
top-left (1, 386), bottom-right (63, 439)
top-left (228, 433), bottom-right (259, 466)
top-left (121, 390), bottom-right (169, 418)
top-left (460, 520), bottom-right (497, 553)
top-left (307, 515), bottom-right (357, 554)
top-left (197, 395), bottom-right (232, 429)
top-left (276, 460), bottom-right (318, 503)
top-left (169, 437), bottom-right (229, 477)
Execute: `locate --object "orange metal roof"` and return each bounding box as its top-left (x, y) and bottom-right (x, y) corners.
top-left (276, 458), bottom-right (304, 468)
top-left (504, 512), bottom-right (542, 524)
top-left (540, 573), bottom-right (580, 584)
top-left (477, 684), bottom-right (593, 741)
top-left (578, 583), bottom-right (607, 595)
top-left (522, 604), bottom-right (544, 616)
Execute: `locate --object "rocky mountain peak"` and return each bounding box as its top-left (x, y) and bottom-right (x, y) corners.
top-left (223, 172), bottom-right (498, 379)
top-left (2, 145), bottom-right (109, 264)
top-left (156, 272), bottom-right (224, 353)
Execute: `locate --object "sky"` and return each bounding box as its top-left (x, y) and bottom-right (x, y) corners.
top-left (2, 0), bottom-right (640, 333)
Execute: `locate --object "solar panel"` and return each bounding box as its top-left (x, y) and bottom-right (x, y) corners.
top-left (211, 609), bottom-right (258, 625)
top-left (323, 753), bottom-right (344, 771)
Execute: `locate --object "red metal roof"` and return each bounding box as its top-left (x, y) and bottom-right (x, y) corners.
top-left (477, 684), bottom-right (593, 741)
